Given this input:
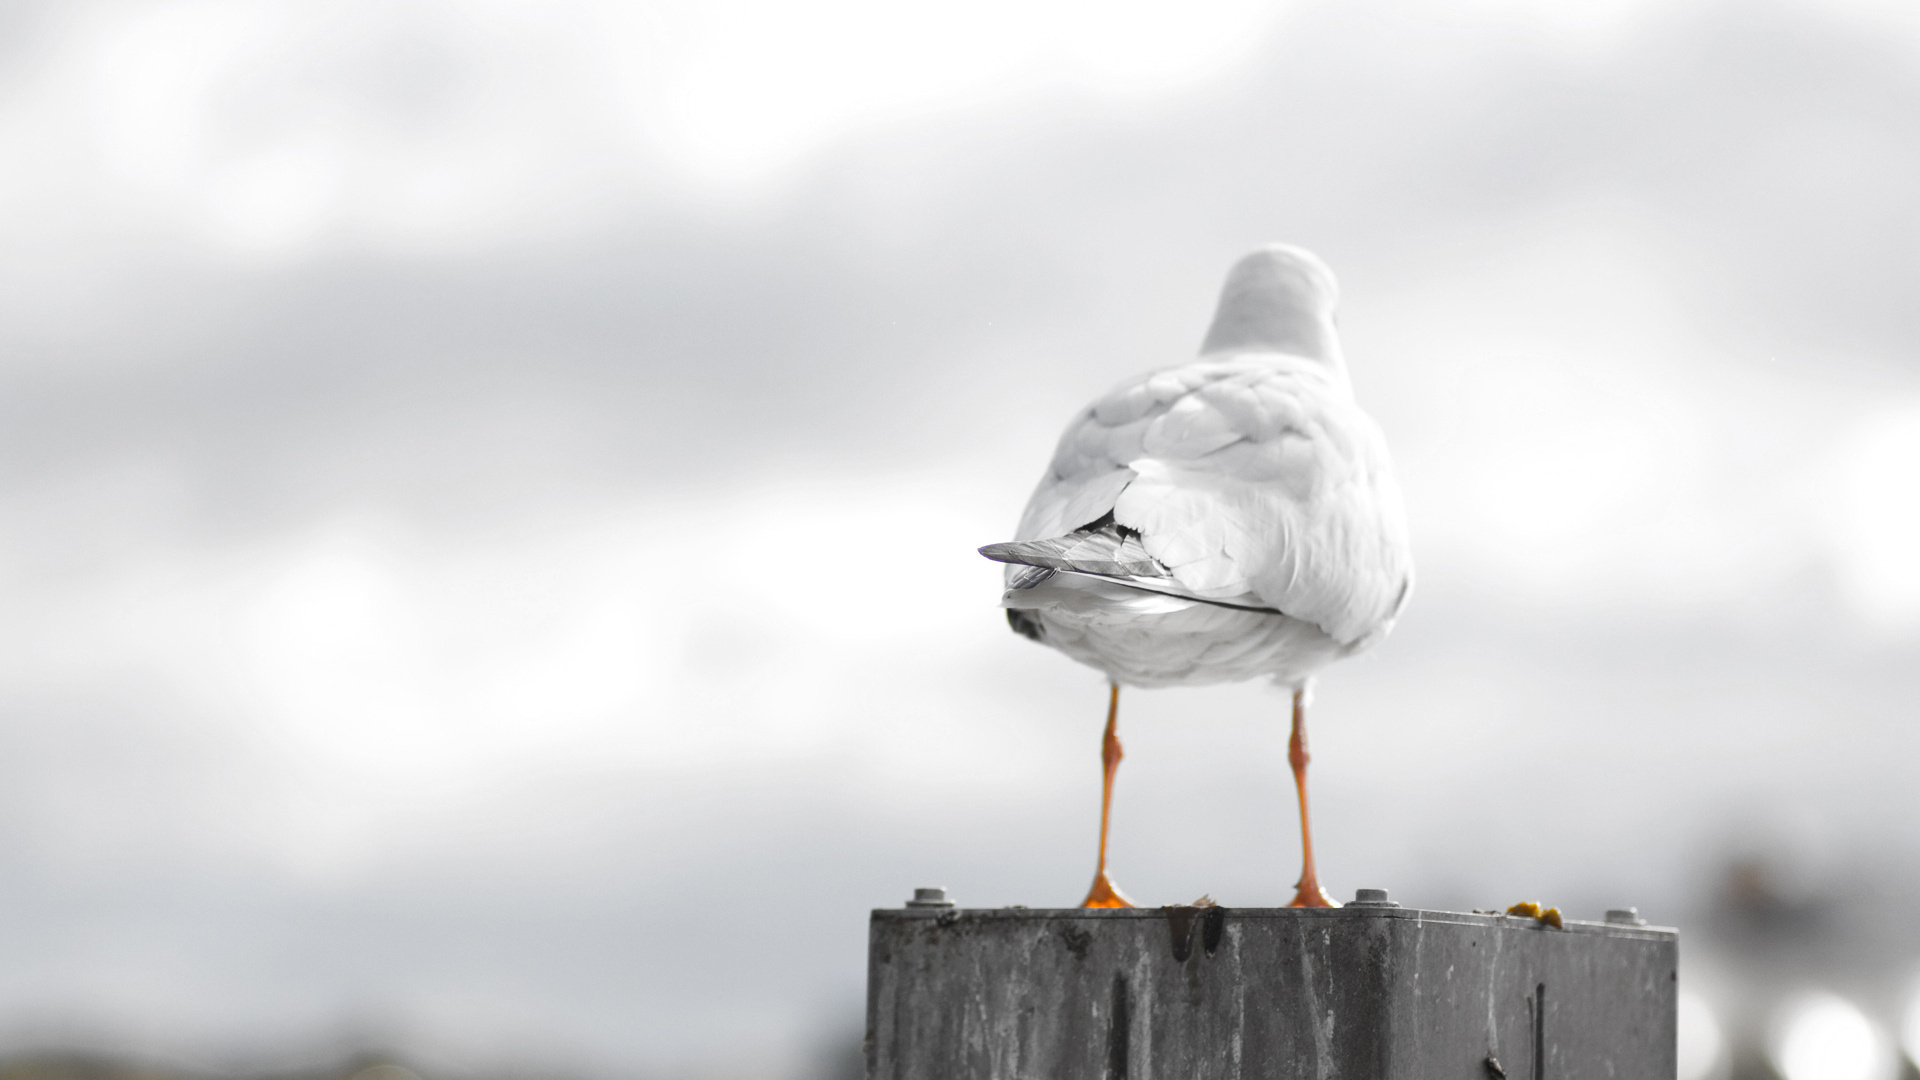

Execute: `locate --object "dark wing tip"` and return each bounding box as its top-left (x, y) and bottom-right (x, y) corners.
top-left (979, 542), bottom-right (1023, 564)
top-left (979, 527), bottom-right (1166, 579)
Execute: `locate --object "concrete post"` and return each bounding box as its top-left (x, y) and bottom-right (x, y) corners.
top-left (865, 893), bottom-right (1675, 1079)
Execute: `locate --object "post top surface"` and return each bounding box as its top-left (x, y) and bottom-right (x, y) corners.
top-left (869, 904), bottom-right (1676, 939)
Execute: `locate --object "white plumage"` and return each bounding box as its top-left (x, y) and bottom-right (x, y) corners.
top-left (980, 244), bottom-right (1413, 908)
top-left (984, 245), bottom-right (1412, 692)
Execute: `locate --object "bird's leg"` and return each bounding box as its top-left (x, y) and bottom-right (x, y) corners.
top-left (1286, 686), bottom-right (1337, 908)
top-left (1081, 682), bottom-right (1135, 909)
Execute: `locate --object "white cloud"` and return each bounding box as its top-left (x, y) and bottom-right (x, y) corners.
top-left (1364, 206), bottom-right (1826, 612)
top-left (1827, 402), bottom-right (1920, 632)
top-left (17, 0), bottom-right (1291, 258)
top-left (620, 0), bottom-right (1281, 185)
top-left (0, 471), bottom-right (1014, 868)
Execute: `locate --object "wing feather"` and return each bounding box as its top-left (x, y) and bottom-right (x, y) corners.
top-left (994, 355), bottom-right (1411, 646)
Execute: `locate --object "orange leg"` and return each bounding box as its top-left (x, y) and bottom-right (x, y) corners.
top-left (1081, 682), bottom-right (1135, 908)
top-left (1286, 686), bottom-right (1337, 908)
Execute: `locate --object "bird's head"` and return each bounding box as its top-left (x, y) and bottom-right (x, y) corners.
top-left (1199, 244), bottom-right (1343, 365)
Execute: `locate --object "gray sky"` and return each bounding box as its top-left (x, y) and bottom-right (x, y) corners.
top-left (1, 0), bottom-right (1919, 1076)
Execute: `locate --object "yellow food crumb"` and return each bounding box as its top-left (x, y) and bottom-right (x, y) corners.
top-left (1503, 901), bottom-right (1564, 928)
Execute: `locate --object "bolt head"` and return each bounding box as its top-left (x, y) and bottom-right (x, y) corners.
top-left (907, 887), bottom-right (955, 908)
top-left (1604, 907), bottom-right (1646, 925)
top-left (1350, 887), bottom-right (1400, 907)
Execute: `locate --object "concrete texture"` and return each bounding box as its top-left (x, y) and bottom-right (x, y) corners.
top-left (865, 903), bottom-right (1675, 1079)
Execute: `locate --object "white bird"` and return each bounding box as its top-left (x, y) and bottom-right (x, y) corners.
top-left (981, 245), bottom-right (1412, 908)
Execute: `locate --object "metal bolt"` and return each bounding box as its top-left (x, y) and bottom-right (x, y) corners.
top-left (907, 887), bottom-right (955, 908)
top-left (1604, 907), bottom-right (1645, 925)
top-left (1350, 887), bottom-right (1400, 907)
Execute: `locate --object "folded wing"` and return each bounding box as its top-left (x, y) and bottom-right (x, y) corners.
top-left (993, 357), bottom-right (1412, 647)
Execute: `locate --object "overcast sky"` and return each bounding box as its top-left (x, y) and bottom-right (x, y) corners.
top-left (2, 0), bottom-right (1920, 1076)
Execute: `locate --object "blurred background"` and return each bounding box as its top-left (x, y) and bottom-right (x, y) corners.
top-left (1, 0), bottom-right (1918, 1077)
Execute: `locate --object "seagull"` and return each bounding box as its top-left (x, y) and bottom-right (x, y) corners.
top-left (980, 245), bottom-right (1412, 908)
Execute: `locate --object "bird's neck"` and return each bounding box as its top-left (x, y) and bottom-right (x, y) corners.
top-left (1203, 347), bottom-right (1354, 397)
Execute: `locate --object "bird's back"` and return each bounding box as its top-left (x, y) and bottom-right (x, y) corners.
top-left (986, 247), bottom-right (1412, 687)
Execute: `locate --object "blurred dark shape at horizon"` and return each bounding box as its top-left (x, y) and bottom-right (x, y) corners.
top-left (1714, 857), bottom-right (1831, 947)
top-left (0, 1053), bottom-right (426, 1080)
top-left (1685, 847), bottom-right (1920, 1080)
top-left (0, 1045), bottom-right (865, 1080)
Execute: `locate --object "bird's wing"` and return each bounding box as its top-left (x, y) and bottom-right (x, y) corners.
top-left (984, 514), bottom-right (1161, 579)
top-left (1001, 356), bottom-right (1412, 645)
top-left (1011, 363), bottom-right (1226, 542)
top-left (981, 514), bottom-right (1282, 614)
